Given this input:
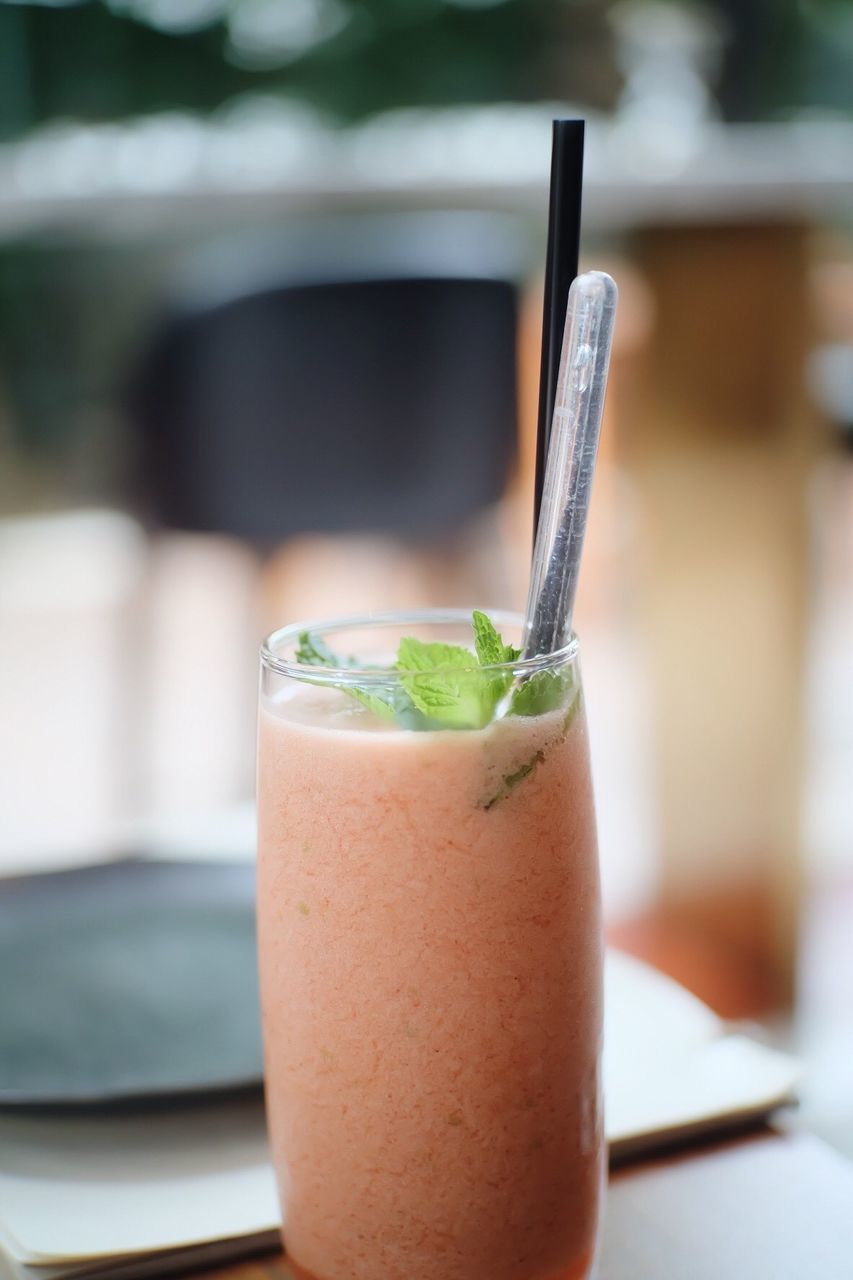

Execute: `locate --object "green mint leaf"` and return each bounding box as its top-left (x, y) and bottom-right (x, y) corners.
top-left (472, 610), bottom-right (520, 665)
top-left (295, 631), bottom-right (346, 668)
top-left (397, 636), bottom-right (478, 676)
top-left (480, 749), bottom-right (545, 810)
top-left (295, 630), bottom-right (398, 721)
top-left (510, 668), bottom-right (574, 718)
top-left (348, 687), bottom-right (399, 721)
top-left (472, 610), bottom-right (503, 664)
top-left (472, 611), bottom-right (521, 716)
top-left (395, 637), bottom-right (492, 729)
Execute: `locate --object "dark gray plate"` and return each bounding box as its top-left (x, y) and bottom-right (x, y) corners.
top-left (0, 859), bottom-right (263, 1108)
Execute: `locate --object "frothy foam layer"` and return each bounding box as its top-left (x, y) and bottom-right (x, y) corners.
top-left (271, 682), bottom-right (391, 732)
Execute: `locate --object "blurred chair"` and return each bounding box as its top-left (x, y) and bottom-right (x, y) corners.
top-left (125, 215), bottom-right (523, 555)
top-left (122, 216), bottom-right (525, 813)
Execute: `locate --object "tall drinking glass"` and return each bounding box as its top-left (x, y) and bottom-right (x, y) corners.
top-left (257, 609), bottom-right (604, 1280)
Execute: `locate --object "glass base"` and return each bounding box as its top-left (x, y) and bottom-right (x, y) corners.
top-left (285, 1248), bottom-right (595, 1280)
top-left (285, 1260), bottom-right (318, 1280)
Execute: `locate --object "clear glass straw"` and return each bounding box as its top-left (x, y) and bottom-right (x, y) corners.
top-left (522, 270), bottom-right (618, 659)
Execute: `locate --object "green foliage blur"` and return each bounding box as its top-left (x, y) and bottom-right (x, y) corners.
top-left (0, 0), bottom-right (613, 142)
top-left (0, 0), bottom-right (850, 145)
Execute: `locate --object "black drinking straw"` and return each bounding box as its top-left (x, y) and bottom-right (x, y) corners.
top-left (533, 119), bottom-right (585, 537)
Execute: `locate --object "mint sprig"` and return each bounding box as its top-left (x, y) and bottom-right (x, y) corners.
top-left (294, 613), bottom-right (573, 731)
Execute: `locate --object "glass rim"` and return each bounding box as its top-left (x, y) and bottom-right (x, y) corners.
top-left (260, 608), bottom-right (578, 686)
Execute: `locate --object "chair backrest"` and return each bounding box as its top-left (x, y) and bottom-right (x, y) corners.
top-left (127, 266), bottom-right (519, 547)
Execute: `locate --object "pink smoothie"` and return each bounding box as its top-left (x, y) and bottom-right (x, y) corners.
top-left (257, 682), bottom-right (603, 1280)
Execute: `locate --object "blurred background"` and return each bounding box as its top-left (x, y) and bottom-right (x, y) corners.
top-left (1, 0), bottom-right (852, 1148)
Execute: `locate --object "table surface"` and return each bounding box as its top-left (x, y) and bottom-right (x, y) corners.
top-left (203, 1128), bottom-right (853, 1280)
